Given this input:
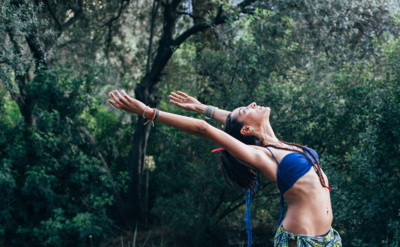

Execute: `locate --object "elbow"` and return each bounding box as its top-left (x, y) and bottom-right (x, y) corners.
top-left (194, 120), bottom-right (209, 138)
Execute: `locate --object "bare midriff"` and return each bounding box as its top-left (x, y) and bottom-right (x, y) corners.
top-left (281, 168), bottom-right (333, 236)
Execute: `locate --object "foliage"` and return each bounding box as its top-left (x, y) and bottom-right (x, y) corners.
top-left (169, 1), bottom-right (400, 245)
top-left (0, 68), bottom-right (116, 246)
top-left (1, 0), bottom-right (400, 246)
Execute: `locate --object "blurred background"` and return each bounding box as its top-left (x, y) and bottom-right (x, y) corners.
top-left (1, 0), bottom-right (399, 246)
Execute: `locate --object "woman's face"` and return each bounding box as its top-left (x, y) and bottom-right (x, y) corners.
top-left (231, 102), bottom-right (271, 126)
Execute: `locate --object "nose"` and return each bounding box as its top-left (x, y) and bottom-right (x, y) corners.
top-left (248, 102), bottom-right (257, 109)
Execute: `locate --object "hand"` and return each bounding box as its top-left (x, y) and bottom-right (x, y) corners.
top-left (169, 91), bottom-right (201, 111)
top-left (108, 90), bottom-right (145, 115)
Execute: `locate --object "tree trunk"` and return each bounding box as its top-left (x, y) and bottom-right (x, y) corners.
top-left (125, 77), bottom-right (158, 224)
top-left (124, 0), bottom-right (249, 226)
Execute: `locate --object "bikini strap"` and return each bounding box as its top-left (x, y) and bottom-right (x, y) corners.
top-left (265, 146), bottom-right (279, 165)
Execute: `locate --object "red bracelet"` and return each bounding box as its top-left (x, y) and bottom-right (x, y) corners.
top-left (149, 108), bottom-right (157, 120)
top-left (143, 108), bottom-right (156, 125)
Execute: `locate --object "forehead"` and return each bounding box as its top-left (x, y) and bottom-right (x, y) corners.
top-left (231, 107), bottom-right (244, 121)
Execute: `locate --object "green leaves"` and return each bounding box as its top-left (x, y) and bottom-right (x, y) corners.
top-left (0, 66), bottom-right (117, 246)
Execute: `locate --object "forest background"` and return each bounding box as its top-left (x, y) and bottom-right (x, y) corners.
top-left (1, 0), bottom-right (399, 246)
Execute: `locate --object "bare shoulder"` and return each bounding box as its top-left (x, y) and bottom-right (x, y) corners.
top-left (246, 145), bottom-right (278, 182)
top-left (201, 125), bottom-right (278, 182)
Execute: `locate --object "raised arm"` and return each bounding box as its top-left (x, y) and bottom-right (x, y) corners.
top-left (108, 90), bottom-right (277, 180)
top-left (168, 91), bottom-right (231, 125)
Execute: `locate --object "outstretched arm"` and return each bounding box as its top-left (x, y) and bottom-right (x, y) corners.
top-left (108, 90), bottom-right (276, 179)
top-left (168, 91), bottom-right (231, 125)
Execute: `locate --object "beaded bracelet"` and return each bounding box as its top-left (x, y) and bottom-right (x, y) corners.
top-left (205, 105), bottom-right (217, 119)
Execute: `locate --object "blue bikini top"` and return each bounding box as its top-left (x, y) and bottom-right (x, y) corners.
top-left (265, 146), bottom-right (319, 225)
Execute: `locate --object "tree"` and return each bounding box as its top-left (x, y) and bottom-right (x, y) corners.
top-left (0, 0), bottom-right (131, 244)
top-left (125, 0), bottom-right (260, 225)
top-left (189, 0), bottom-right (400, 245)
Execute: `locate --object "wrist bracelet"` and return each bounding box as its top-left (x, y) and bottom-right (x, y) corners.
top-left (144, 108), bottom-right (156, 125)
top-left (204, 105), bottom-right (214, 119)
top-left (205, 105), bottom-right (217, 119)
top-left (210, 106), bottom-right (216, 119)
top-left (143, 108), bottom-right (159, 126)
top-left (153, 109), bottom-right (160, 121)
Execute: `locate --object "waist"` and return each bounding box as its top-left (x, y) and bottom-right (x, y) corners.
top-left (282, 203), bottom-right (333, 236)
top-left (281, 177), bottom-right (333, 235)
top-left (279, 223), bottom-right (332, 237)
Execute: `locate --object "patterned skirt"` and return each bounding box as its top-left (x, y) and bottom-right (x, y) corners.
top-left (274, 224), bottom-right (342, 247)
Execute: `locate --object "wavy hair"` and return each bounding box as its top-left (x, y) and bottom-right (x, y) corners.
top-left (220, 114), bottom-right (329, 191)
top-left (219, 114), bottom-right (260, 190)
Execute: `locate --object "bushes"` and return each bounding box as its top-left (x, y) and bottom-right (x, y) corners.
top-left (0, 68), bottom-right (116, 246)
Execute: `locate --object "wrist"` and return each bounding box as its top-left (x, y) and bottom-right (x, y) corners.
top-left (194, 104), bottom-right (206, 114)
top-left (143, 107), bottom-right (160, 126)
top-left (143, 106), bottom-right (153, 119)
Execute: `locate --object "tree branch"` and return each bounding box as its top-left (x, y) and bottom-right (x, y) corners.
top-left (43, 0), bottom-right (62, 31)
top-left (143, 1), bottom-right (257, 89)
top-left (237, 0), bottom-right (258, 13)
top-left (43, 0), bottom-right (84, 52)
top-left (217, 192), bottom-right (245, 222)
top-left (146, 0), bottom-right (161, 73)
top-left (105, 0), bottom-right (131, 55)
top-left (172, 6), bottom-right (226, 48)
top-left (210, 190), bottom-right (226, 216)
top-left (177, 11), bottom-right (206, 21)
top-left (171, 0), bottom-right (183, 11)
top-left (61, 0), bottom-right (83, 30)
top-left (25, 32), bottom-right (48, 68)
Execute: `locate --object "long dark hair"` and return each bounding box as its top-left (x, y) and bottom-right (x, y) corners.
top-left (220, 114), bottom-right (329, 191)
top-left (220, 114), bottom-right (260, 190)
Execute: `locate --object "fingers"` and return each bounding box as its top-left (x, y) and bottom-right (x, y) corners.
top-left (169, 94), bottom-right (182, 103)
top-left (122, 90), bottom-right (134, 103)
top-left (170, 92), bottom-right (185, 102)
top-left (171, 92), bottom-right (184, 100)
top-left (109, 92), bottom-right (119, 103)
top-left (107, 99), bottom-right (118, 108)
top-left (108, 92), bottom-right (125, 109)
top-left (109, 90), bottom-right (131, 109)
top-left (115, 90), bottom-right (130, 106)
top-left (177, 91), bottom-right (188, 97)
top-left (169, 99), bottom-right (183, 107)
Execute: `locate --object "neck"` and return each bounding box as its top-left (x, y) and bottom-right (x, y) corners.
top-left (258, 121), bottom-right (280, 146)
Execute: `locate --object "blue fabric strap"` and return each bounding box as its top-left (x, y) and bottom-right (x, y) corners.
top-left (279, 194), bottom-right (284, 225)
top-left (265, 147), bottom-right (279, 164)
top-left (245, 180), bottom-right (257, 247)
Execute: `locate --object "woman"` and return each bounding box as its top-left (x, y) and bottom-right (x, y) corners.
top-left (108, 90), bottom-right (342, 247)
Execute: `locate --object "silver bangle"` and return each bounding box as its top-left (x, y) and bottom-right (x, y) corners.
top-left (210, 106), bottom-right (216, 119)
top-left (204, 105), bottom-right (213, 119)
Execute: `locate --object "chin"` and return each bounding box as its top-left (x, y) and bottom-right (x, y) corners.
top-left (261, 107), bottom-right (271, 119)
